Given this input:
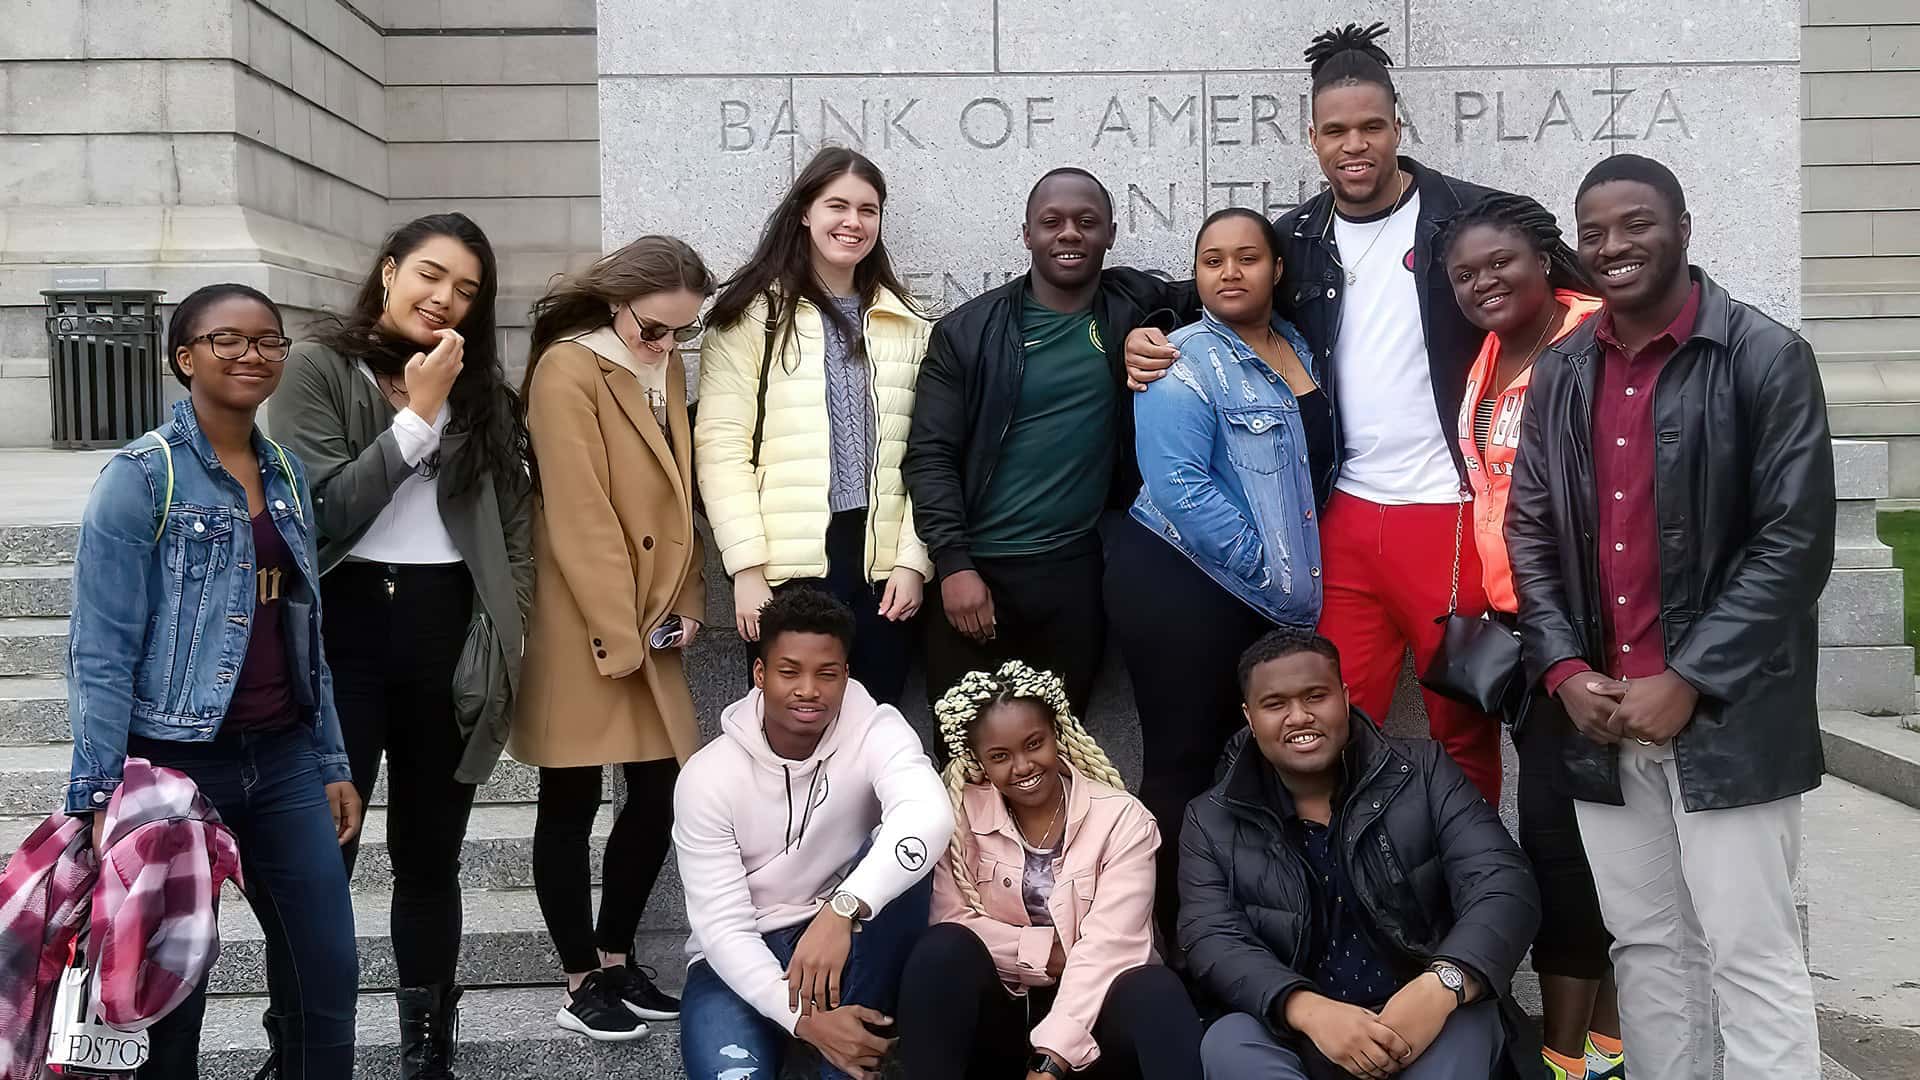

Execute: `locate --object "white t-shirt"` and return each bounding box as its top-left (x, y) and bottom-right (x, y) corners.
top-left (350, 370), bottom-right (462, 565)
top-left (1329, 190), bottom-right (1463, 506)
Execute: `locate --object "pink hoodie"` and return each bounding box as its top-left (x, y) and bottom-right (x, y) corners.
top-left (672, 680), bottom-right (953, 1033)
top-left (932, 762), bottom-right (1162, 1070)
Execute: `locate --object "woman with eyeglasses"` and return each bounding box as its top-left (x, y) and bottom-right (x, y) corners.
top-left (67, 284), bottom-right (360, 1077)
top-left (1106, 207), bottom-right (1332, 945)
top-left (511, 236), bottom-right (715, 1040)
top-left (695, 146), bottom-right (933, 705)
top-left (272, 213), bottom-right (532, 1079)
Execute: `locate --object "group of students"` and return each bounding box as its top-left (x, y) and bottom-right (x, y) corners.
top-left (55, 19), bottom-right (1835, 1080)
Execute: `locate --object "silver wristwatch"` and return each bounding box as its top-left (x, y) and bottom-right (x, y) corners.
top-left (828, 890), bottom-right (863, 923)
top-left (1427, 960), bottom-right (1468, 1006)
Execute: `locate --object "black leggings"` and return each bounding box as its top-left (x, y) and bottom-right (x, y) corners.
top-left (1105, 517), bottom-right (1276, 947)
top-left (755, 507), bottom-right (916, 706)
top-left (532, 760), bottom-right (678, 973)
top-left (896, 922), bottom-right (1204, 1080)
top-left (323, 560), bottom-right (477, 989)
top-left (1516, 695), bottom-right (1613, 979)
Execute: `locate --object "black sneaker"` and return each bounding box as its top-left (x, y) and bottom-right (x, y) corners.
top-left (601, 963), bottom-right (681, 1021)
top-left (555, 971), bottom-right (650, 1041)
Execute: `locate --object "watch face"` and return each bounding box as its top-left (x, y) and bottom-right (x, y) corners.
top-left (832, 892), bottom-right (860, 918)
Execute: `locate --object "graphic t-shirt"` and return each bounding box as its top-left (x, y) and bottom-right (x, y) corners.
top-left (224, 510), bottom-right (299, 733)
top-left (969, 293), bottom-right (1116, 558)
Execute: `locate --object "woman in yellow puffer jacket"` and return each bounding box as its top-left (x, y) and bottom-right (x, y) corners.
top-left (695, 147), bottom-right (932, 704)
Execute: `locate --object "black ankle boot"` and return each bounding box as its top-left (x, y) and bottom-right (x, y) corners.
top-left (396, 985), bottom-right (463, 1079)
top-left (251, 1010), bottom-right (288, 1080)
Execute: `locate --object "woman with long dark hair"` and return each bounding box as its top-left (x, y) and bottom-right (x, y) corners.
top-left (67, 283), bottom-right (359, 1077)
top-left (696, 146), bottom-right (931, 705)
top-left (271, 212), bottom-right (532, 1079)
top-left (513, 236), bottom-right (714, 1040)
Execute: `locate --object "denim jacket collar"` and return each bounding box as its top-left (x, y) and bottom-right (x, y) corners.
top-left (1188, 308), bottom-right (1321, 387)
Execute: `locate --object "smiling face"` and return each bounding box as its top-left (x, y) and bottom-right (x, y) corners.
top-left (803, 171), bottom-right (882, 286)
top-left (970, 699), bottom-right (1066, 814)
top-left (1197, 213), bottom-right (1283, 326)
top-left (1576, 178), bottom-right (1692, 318)
top-left (1310, 83), bottom-right (1404, 215)
top-left (1023, 173), bottom-right (1116, 292)
top-left (1244, 650), bottom-right (1350, 780)
top-left (1447, 222), bottom-right (1554, 337)
top-left (754, 630), bottom-right (850, 756)
top-left (174, 295), bottom-right (287, 413)
top-left (379, 233), bottom-right (484, 347)
top-left (612, 287), bottom-right (705, 359)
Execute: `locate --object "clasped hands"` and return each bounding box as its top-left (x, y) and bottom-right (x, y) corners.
top-left (1558, 667), bottom-right (1699, 747)
top-left (1281, 974), bottom-right (1459, 1079)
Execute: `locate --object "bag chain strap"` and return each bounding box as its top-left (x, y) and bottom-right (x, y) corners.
top-left (1447, 498), bottom-right (1464, 615)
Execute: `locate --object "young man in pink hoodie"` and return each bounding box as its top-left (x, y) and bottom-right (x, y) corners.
top-left (674, 588), bottom-right (954, 1080)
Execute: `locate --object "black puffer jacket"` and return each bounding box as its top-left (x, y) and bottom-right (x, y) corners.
top-left (1506, 269), bottom-right (1835, 810)
top-left (903, 269), bottom-right (1177, 582)
top-left (1178, 721), bottom-right (1543, 1080)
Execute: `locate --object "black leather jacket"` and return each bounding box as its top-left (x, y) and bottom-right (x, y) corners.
top-left (1506, 269), bottom-right (1835, 810)
top-left (1178, 722), bottom-right (1543, 1080)
top-left (904, 269), bottom-right (1176, 581)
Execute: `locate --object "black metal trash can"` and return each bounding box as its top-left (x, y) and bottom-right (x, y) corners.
top-left (43, 289), bottom-right (167, 449)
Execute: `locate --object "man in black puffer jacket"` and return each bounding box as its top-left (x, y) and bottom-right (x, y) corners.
top-left (1180, 630), bottom-right (1543, 1080)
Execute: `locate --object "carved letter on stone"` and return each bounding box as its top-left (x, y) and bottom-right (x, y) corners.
top-left (884, 98), bottom-right (924, 149)
top-left (1249, 94), bottom-right (1288, 145)
top-left (1149, 95), bottom-right (1197, 147)
top-left (1094, 96), bottom-right (1139, 148)
top-left (961, 97), bottom-right (1014, 149)
top-left (763, 99), bottom-right (799, 151)
top-left (1026, 96), bottom-right (1055, 147)
top-left (1495, 92), bottom-right (1530, 142)
top-left (1640, 88), bottom-right (1692, 141)
top-left (1592, 88), bottom-right (1637, 142)
top-left (1454, 92), bottom-right (1487, 143)
top-left (1534, 90), bottom-right (1582, 142)
top-left (819, 99), bottom-right (869, 149)
top-left (720, 100), bottom-right (755, 151)
top-left (1127, 183), bottom-right (1177, 233)
top-left (1208, 95), bottom-right (1243, 146)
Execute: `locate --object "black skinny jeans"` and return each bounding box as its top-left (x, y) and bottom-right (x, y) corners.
top-left (1516, 694), bottom-right (1614, 979)
top-left (753, 507), bottom-right (915, 706)
top-left (323, 560), bottom-right (477, 990)
top-left (896, 922), bottom-right (1204, 1080)
top-left (532, 760), bottom-right (678, 973)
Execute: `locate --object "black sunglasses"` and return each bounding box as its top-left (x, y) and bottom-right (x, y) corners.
top-left (627, 302), bottom-right (702, 344)
top-left (189, 332), bottom-right (293, 362)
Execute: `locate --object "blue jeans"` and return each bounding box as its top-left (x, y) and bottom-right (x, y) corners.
top-left (129, 728), bottom-right (359, 1080)
top-left (680, 873), bottom-right (932, 1080)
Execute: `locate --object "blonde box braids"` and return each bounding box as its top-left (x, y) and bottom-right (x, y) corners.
top-left (933, 661), bottom-right (1125, 913)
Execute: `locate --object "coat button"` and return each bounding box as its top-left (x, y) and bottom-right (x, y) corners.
top-left (1401, 764), bottom-right (1410, 773)
top-left (92, 791), bottom-right (107, 805)
top-left (642, 536), bottom-right (655, 550)
top-left (273, 500), bottom-right (286, 511)
top-left (1003, 877), bottom-right (1012, 888)
top-left (593, 638), bottom-right (603, 647)
top-left (1371, 800), bottom-right (1381, 809)
top-left (596, 649), bottom-right (608, 659)
top-left (193, 521), bottom-right (205, 533)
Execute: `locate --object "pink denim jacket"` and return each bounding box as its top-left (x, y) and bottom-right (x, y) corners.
top-left (931, 762), bottom-right (1163, 1070)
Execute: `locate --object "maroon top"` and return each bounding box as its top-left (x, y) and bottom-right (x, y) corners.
top-left (224, 510), bottom-right (299, 732)
top-left (1544, 284), bottom-right (1701, 695)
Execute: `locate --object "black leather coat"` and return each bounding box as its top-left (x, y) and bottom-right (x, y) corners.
top-left (1505, 269), bottom-right (1835, 810)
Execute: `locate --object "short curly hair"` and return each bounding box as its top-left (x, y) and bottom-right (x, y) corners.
top-left (756, 586), bottom-right (856, 660)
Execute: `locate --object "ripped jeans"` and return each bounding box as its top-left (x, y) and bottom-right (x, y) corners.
top-left (678, 874), bottom-right (931, 1080)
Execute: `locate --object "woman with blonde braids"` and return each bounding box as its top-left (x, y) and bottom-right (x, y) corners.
top-left (895, 662), bottom-right (1203, 1080)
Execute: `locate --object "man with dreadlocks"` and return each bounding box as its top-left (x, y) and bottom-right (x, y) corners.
top-left (895, 661), bottom-right (1203, 1080)
top-left (1125, 22), bottom-right (1509, 806)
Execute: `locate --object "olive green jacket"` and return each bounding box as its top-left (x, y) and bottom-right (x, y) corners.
top-left (272, 341), bottom-right (534, 783)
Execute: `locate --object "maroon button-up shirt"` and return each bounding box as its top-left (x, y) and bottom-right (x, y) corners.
top-left (1544, 284), bottom-right (1701, 695)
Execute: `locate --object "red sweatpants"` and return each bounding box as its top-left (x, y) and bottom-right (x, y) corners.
top-left (1315, 490), bottom-right (1503, 803)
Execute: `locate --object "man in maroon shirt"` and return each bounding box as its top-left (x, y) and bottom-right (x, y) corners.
top-left (1506, 155), bottom-right (1833, 1080)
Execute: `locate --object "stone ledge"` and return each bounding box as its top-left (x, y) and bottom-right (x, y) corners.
top-left (1817, 646), bottom-right (1916, 715)
top-left (1820, 710), bottom-right (1920, 810)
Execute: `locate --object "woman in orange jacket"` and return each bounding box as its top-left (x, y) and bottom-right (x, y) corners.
top-left (1444, 193), bottom-right (1620, 1080)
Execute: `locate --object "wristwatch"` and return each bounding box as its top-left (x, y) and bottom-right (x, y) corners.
top-left (1027, 1053), bottom-right (1068, 1077)
top-left (1427, 960), bottom-right (1468, 1007)
top-left (828, 890), bottom-right (863, 923)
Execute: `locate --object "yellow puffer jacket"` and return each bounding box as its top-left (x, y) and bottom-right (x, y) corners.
top-left (694, 287), bottom-right (933, 585)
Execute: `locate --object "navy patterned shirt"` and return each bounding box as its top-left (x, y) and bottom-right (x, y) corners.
top-left (1294, 817), bottom-right (1399, 1009)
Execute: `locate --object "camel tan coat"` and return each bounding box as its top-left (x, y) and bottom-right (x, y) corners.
top-left (510, 329), bottom-right (706, 768)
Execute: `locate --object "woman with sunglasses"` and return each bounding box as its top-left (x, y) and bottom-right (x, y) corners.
top-left (513, 236), bottom-right (716, 1041)
top-left (696, 146), bottom-right (932, 705)
top-left (67, 284), bottom-right (360, 1077)
top-left (272, 213), bottom-right (532, 1078)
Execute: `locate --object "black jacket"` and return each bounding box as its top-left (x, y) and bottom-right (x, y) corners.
top-left (1178, 721), bottom-right (1543, 1080)
top-left (904, 269), bottom-right (1177, 581)
top-left (1505, 269), bottom-right (1835, 810)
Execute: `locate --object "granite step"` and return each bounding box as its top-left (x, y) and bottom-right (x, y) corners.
top-left (0, 564), bottom-right (70, 618)
top-left (0, 522), bottom-right (79, 567)
top-left (0, 674), bottom-right (69, 744)
top-left (0, 616), bottom-right (69, 677)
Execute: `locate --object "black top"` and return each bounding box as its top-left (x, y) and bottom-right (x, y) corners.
top-left (225, 510), bottom-right (300, 733)
top-left (1296, 388), bottom-right (1334, 496)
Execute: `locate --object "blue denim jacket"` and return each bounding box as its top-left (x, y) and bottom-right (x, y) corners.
top-left (66, 399), bottom-right (349, 814)
top-left (1130, 309), bottom-right (1324, 628)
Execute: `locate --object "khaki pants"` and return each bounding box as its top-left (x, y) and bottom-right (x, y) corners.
top-left (1574, 742), bottom-right (1819, 1080)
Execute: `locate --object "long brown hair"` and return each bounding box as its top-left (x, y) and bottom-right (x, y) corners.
top-left (705, 146), bottom-right (920, 363)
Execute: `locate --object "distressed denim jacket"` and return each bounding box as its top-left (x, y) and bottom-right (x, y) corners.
top-left (65, 399), bottom-right (349, 814)
top-left (1130, 309), bottom-right (1324, 628)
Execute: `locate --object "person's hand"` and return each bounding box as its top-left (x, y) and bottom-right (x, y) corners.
top-left (403, 328), bottom-right (464, 422)
top-left (733, 567), bottom-right (773, 642)
top-left (1045, 935), bottom-right (1066, 980)
top-left (785, 906), bottom-right (855, 1016)
top-left (674, 617), bottom-right (701, 649)
top-left (1283, 991), bottom-right (1412, 1079)
top-left (794, 1005), bottom-right (895, 1080)
top-left (326, 782), bottom-right (363, 846)
top-left (1611, 668), bottom-right (1699, 745)
top-left (1376, 974), bottom-right (1457, 1066)
top-left (91, 810), bottom-right (107, 856)
top-left (877, 567), bottom-right (924, 622)
top-left (1124, 327), bottom-right (1179, 391)
top-left (1557, 675), bottom-right (1628, 745)
top-left (940, 570), bottom-right (995, 643)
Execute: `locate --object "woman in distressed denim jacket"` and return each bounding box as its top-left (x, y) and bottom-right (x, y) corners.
top-left (1105, 208), bottom-right (1334, 942)
top-left (66, 284), bottom-right (360, 1078)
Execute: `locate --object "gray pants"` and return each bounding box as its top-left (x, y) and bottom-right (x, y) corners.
top-left (1574, 741), bottom-right (1819, 1080)
top-left (1200, 1002), bottom-right (1504, 1079)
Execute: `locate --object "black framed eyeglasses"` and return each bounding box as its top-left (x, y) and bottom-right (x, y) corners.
top-left (189, 332), bottom-right (292, 362)
top-left (627, 302), bottom-right (702, 344)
